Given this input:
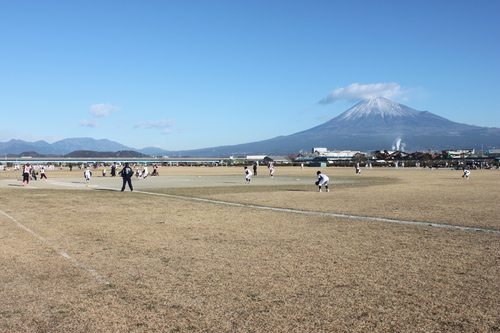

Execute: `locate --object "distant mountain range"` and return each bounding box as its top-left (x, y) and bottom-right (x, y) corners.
top-left (0, 139), bottom-right (152, 157)
top-left (0, 138), bottom-right (171, 157)
top-left (0, 138), bottom-right (131, 156)
top-left (2, 98), bottom-right (499, 157)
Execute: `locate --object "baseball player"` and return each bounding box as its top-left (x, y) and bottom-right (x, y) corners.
top-left (316, 170), bottom-right (329, 192)
top-left (244, 166), bottom-right (253, 183)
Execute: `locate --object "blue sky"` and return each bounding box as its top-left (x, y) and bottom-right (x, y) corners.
top-left (1, 0), bottom-right (499, 151)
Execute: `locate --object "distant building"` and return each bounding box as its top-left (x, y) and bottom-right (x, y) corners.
top-left (263, 156), bottom-right (291, 164)
top-left (321, 150), bottom-right (362, 159)
top-left (313, 148), bottom-right (362, 159)
top-left (312, 147), bottom-right (329, 154)
top-left (488, 149), bottom-right (500, 156)
top-left (246, 155), bottom-right (267, 162)
top-left (442, 149), bottom-right (475, 158)
top-left (297, 148), bottom-right (364, 164)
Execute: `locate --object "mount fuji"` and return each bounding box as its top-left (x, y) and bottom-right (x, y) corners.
top-left (338, 97), bottom-right (423, 121)
top-left (183, 97), bottom-right (500, 156)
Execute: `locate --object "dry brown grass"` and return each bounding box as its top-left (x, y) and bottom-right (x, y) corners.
top-left (0, 166), bottom-right (499, 332)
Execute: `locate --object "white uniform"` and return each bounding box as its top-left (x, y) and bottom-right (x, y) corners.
top-left (84, 169), bottom-right (92, 181)
top-left (40, 167), bottom-right (48, 179)
top-left (269, 165), bottom-right (274, 177)
top-left (317, 172), bottom-right (329, 192)
top-left (318, 173), bottom-right (329, 185)
top-left (245, 168), bottom-right (252, 183)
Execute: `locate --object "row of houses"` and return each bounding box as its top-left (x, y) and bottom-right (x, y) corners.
top-left (2, 148), bottom-right (499, 170)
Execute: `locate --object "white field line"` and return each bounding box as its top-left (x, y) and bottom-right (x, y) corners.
top-left (134, 190), bottom-right (500, 234)
top-left (0, 209), bottom-right (111, 285)
top-left (47, 181), bottom-right (91, 188)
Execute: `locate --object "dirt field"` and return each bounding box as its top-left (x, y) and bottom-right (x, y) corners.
top-left (1, 166), bottom-right (499, 332)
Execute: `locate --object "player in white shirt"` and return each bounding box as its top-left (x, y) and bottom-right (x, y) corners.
top-left (244, 166), bottom-right (253, 183)
top-left (462, 169), bottom-right (470, 179)
top-left (268, 162), bottom-right (275, 178)
top-left (316, 171), bottom-right (330, 192)
top-left (40, 166), bottom-right (48, 180)
top-left (84, 168), bottom-right (92, 184)
top-left (22, 163), bottom-right (31, 185)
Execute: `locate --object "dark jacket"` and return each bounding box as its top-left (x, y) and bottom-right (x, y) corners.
top-left (120, 166), bottom-right (133, 178)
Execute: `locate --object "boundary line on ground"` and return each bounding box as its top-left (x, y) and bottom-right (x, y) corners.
top-left (0, 209), bottom-right (111, 285)
top-left (47, 181), bottom-right (90, 188)
top-left (135, 190), bottom-right (500, 234)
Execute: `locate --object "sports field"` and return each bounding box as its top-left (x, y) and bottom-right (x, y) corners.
top-left (1, 166), bottom-right (499, 332)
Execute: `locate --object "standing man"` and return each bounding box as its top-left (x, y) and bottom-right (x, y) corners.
top-left (84, 167), bottom-right (92, 184)
top-left (316, 170), bottom-right (330, 192)
top-left (22, 163), bottom-right (31, 186)
top-left (253, 163), bottom-right (258, 176)
top-left (120, 162), bottom-right (134, 191)
top-left (268, 162), bottom-right (275, 178)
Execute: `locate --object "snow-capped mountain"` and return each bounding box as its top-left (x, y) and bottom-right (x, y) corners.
top-left (317, 97), bottom-right (473, 133)
top-left (339, 97), bottom-right (420, 121)
top-left (180, 98), bottom-right (500, 155)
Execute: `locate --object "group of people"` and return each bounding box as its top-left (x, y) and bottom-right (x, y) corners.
top-left (80, 163), bottom-right (157, 179)
top-left (244, 162), bottom-right (276, 184)
top-left (21, 163), bottom-right (48, 185)
top-left (80, 163), bottom-right (134, 191)
top-left (86, 164), bottom-right (121, 177)
top-left (21, 160), bottom-right (474, 192)
top-left (244, 164), bottom-right (330, 192)
top-left (135, 165), bottom-right (149, 179)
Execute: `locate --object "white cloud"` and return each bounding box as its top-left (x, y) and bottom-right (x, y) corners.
top-left (79, 119), bottom-right (98, 127)
top-left (318, 83), bottom-right (402, 105)
top-left (134, 119), bottom-right (175, 130)
top-left (89, 103), bottom-right (120, 117)
top-left (79, 103), bottom-right (120, 128)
